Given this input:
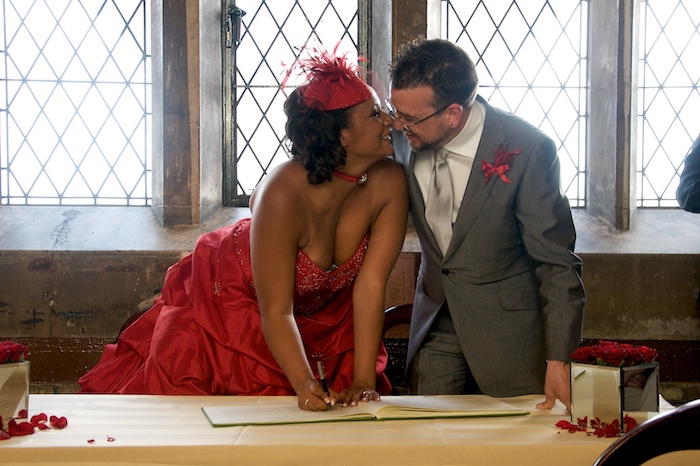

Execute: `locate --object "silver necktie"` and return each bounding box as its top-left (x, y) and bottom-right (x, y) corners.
top-left (425, 148), bottom-right (453, 255)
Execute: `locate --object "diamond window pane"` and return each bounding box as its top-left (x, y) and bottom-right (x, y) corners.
top-left (444, 0), bottom-right (588, 207)
top-left (1, 0), bottom-right (151, 205)
top-left (638, 0), bottom-right (700, 207)
top-left (227, 0), bottom-right (360, 204)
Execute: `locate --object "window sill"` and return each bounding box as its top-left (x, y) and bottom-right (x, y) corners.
top-left (0, 206), bottom-right (698, 255)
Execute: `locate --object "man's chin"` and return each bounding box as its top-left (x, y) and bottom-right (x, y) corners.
top-left (408, 141), bottom-right (435, 153)
top-left (405, 134), bottom-right (425, 151)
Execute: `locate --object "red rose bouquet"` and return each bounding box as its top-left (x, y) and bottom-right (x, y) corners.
top-left (566, 341), bottom-right (659, 436)
top-left (1, 341), bottom-right (67, 440)
top-left (1, 340), bottom-right (28, 364)
top-left (571, 340), bottom-right (657, 367)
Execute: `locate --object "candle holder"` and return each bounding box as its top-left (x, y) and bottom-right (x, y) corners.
top-left (570, 362), bottom-right (659, 432)
top-left (0, 360), bottom-right (30, 424)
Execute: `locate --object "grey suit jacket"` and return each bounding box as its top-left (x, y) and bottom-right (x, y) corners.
top-left (393, 96), bottom-right (585, 396)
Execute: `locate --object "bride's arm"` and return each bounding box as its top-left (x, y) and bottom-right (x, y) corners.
top-left (341, 161), bottom-right (408, 405)
top-left (250, 169), bottom-right (331, 410)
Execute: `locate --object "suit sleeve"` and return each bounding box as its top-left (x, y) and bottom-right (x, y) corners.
top-left (515, 136), bottom-right (585, 361)
top-left (677, 135), bottom-right (700, 213)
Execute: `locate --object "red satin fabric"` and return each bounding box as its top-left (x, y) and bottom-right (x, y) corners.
top-left (78, 219), bottom-right (390, 395)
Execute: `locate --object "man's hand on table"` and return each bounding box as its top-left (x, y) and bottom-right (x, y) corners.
top-left (536, 360), bottom-right (570, 411)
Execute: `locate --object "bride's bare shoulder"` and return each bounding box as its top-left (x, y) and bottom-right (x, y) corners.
top-left (250, 161), bottom-right (307, 212)
top-left (367, 157), bottom-right (407, 189)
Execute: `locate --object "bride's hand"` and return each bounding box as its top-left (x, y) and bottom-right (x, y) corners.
top-left (338, 383), bottom-right (380, 406)
top-left (297, 378), bottom-right (335, 411)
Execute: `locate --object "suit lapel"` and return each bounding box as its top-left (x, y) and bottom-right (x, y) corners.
top-left (444, 98), bottom-right (506, 260)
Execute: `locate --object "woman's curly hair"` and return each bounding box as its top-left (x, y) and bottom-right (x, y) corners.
top-left (284, 88), bottom-right (350, 185)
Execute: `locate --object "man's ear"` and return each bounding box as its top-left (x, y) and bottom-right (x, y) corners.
top-left (447, 103), bottom-right (464, 127)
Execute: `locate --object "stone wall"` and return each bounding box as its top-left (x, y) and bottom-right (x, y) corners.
top-left (1, 242), bottom-right (698, 404)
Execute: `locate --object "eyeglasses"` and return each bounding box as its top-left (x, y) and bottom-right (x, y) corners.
top-left (384, 100), bottom-right (452, 132)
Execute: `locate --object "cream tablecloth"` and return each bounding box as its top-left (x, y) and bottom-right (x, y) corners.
top-left (0, 394), bottom-right (696, 465)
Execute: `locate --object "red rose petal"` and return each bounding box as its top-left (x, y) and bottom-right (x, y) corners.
top-left (555, 419), bottom-right (586, 433)
top-left (49, 415), bottom-right (68, 429)
top-left (8, 419), bottom-right (35, 436)
top-left (87, 438), bottom-right (95, 443)
top-left (556, 417), bottom-right (626, 437)
top-left (17, 409), bottom-right (28, 419)
top-left (0, 409), bottom-right (70, 438)
top-left (30, 413), bottom-right (48, 425)
top-left (624, 415), bottom-right (638, 431)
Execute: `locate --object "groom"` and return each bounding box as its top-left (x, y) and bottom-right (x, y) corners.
top-left (388, 39), bottom-right (585, 410)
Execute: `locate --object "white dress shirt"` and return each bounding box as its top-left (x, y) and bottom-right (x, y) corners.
top-left (415, 100), bottom-right (486, 224)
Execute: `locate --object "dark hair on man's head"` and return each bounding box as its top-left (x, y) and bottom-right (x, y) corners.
top-left (284, 88), bottom-right (350, 185)
top-left (390, 38), bottom-right (478, 109)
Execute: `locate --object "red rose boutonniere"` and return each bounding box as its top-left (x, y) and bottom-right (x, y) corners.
top-left (481, 145), bottom-right (521, 184)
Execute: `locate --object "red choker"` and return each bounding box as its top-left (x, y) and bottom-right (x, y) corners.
top-left (333, 170), bottom-right (368, 184)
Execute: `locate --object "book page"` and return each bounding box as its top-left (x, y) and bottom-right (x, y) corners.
top-left (203, 403), bottom-right (375, 427)
top-left (372, 395), bottom-right (529, 419)
top-left (202, 395), bottom-right (527, 427)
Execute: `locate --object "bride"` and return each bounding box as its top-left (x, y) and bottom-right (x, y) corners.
top-left (78, 45), bottom-right (408, 411)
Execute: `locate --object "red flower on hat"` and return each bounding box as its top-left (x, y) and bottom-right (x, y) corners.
top-left (281, 43), bottom-right (371, 111)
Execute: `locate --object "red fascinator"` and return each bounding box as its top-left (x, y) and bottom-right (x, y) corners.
top-left (283, 44), bottom-right (371, 111)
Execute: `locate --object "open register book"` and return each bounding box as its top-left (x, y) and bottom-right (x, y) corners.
top-left (202, 395), bottom-right (529, 427)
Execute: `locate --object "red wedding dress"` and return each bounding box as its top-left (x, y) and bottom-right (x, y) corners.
top-left (78, 218), bottom-right (391, 395)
